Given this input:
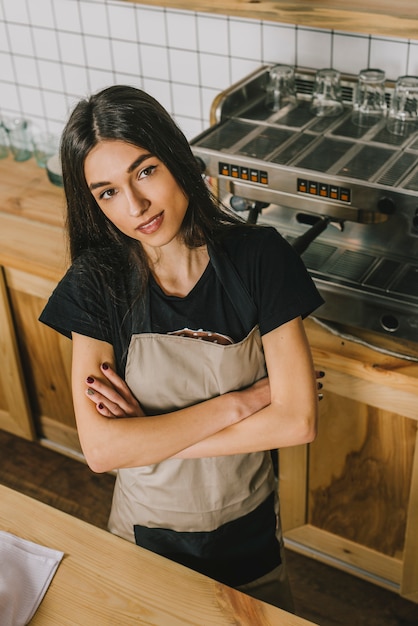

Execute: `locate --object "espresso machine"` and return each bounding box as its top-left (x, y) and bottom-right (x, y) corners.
top-left (190, 66), bottom-right (418, 348)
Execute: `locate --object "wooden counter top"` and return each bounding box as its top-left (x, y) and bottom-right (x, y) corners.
top-left (0, 157), bottom-right (67, 281)
top-left (123, 0), bottom-right (418, 39)
top-left (305, 318), bottom-right (418, 420)
top-left (0, 214), bottom-right (67, 282)
top-left (0, 156), bottom-right (65, 228)
top-left (0, 485), bottom-right (316, 625)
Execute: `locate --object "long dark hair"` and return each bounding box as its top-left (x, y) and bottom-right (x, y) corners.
top-left (60, 85), bottom-right (243, 290)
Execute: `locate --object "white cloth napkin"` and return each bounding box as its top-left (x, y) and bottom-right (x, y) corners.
top-left (0, 530), bottom-right (64, 626)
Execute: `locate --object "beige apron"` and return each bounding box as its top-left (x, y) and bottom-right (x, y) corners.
top-left (108, 325), bottom-right (276, 542)
top-left (108, 244), bottom-right (276, 544)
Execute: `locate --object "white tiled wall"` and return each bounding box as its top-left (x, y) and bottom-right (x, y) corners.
top-left (1, 0), bottom-right (418, 141)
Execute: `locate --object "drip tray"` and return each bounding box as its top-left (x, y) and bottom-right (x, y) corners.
top-left (293, 241), bottom-right (417, 301)
top-left (290, 239), bottom-right (336, 270)
top-left (390, 265), bottom-right (418, 298)
top-left (364, 259), bottom-right (402, 289)
top-left (327, 250), bottom-right (376, 281)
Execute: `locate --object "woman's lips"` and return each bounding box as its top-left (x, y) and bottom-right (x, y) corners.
top-left (137, 211), bottom-right (164, 234)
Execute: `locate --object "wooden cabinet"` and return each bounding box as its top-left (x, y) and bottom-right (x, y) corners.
top-left (4, 267), bottom-right (80, 453)
top-left (280, 319), bottom-right (418, 603)
top-left (123, 0), bottom-right (418, 39)
top-left (0, 267), bottom-right (34, 439)
top-left (0, 157), bottom-right (417, 601)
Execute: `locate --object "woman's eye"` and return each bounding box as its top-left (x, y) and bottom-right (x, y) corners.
top-left (139, 165), bottom-right (156, 179)
top-left (99, 188), bottom-right (116, 200)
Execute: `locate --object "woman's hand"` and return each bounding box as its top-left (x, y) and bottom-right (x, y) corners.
top-left (85, 363), bottom-right (145, 418)
top-left (85, 364), bottom-right (323, 420)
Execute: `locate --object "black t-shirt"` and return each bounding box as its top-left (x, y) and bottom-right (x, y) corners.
top-left (39, 225), bottom-right (323, 374)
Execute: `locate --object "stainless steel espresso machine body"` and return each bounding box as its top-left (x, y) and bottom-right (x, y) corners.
top-left (190, 66), bottom-right (418, 346)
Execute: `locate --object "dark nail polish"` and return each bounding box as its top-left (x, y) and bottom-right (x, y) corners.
top-left (98, 403), bottom-right (104, 410)
top-left (318, 371), bottom-right (325, 378)
top-left (102, 363), bottom-right (109, 370)
top-left (86, 376), bottom-right (94, 384)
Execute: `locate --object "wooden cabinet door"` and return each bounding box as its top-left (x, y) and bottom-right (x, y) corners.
top-left (0, 267), bottom-right (34, 439)
top-left (4, 267), bottom-right (81, 454)
top-left (280, 320), bottom-right (418, 602)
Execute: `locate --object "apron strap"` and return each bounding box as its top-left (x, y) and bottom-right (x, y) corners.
top-left (208, 242), bottom-right (258, 332)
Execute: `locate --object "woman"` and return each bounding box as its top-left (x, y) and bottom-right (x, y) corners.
top-left (40, 85), bottom-right (324, 610)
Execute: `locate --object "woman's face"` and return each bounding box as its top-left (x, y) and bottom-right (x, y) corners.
top-left (84, 140), bottom-right (189, 254)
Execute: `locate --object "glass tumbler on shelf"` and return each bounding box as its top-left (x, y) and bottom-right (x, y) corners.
top-left (387, 75), bottom-right (418, 136)
top-left (265, 64), bottom-right (297, 112)
top-left (31, 129), bottom-right (60, 168)
top-left (310, 68), bottom-right (344, 117)
top-left (352, 68), bottom-right (387, 127)
top-left (0, 122), bottom-right (9, 159)
top-left (3, 117), bottom-right (32, 161)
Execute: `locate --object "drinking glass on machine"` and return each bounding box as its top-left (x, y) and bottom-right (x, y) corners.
top-left (310, 68), bottom-right (344, 117)
top-left (352, 68), bottom-right (387, 127)
top-left (265, 64), bottom-right (297, 112)
top-left (387, 75), bottom-right (418, 136)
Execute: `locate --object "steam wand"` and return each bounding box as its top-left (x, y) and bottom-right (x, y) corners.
top-left (291, 216), bottom-right (332, 255)
top-left (229, 196), bottom-right (269, 224)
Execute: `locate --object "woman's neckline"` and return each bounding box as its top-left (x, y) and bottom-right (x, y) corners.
top-left (149, 260), bottom-right (212, 299)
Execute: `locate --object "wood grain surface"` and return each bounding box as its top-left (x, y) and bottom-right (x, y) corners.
top-left (0, 156), bottom-right (65, 227)
top-left (0, 485), bottom-right (317, 626)
top-left (309, 395), bottom-right (416, 557)
top-left (122, 0), bottom-right (418, 39)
